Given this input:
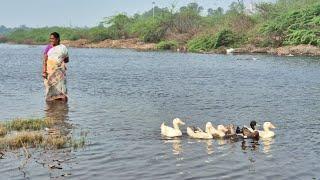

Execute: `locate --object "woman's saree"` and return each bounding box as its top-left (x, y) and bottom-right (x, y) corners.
top-left (44, 44), bottom-right (68, 101)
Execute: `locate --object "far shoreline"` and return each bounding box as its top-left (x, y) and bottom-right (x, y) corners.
top-left (2, 38), bottom-right (320, 57)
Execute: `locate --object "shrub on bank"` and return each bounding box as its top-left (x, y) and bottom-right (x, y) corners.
top-left (187, 29), bottom-right (237, 52)
top-left (156, 40), bottom-right (178, 50)
top-left (187, 34), bottom-right (216, 52)
top-left (213, 29), bottom-right (236, 48)
top-left (6, 27), bottom-right (88, 44)
top-left (285, 29), bottom-right (320, 46)
top-left (130, 18), bottom-right (166, 43)
top-left (260, 3), bottom-right (320, 47)
top-left (88, 27), bottom-right (111, 42)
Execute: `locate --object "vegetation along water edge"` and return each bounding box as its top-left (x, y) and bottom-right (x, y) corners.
top-left (1, 0), bottom-right (319, 56)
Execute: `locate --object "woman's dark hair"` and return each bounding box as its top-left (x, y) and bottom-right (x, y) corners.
top-left (50, 32), bottom-right (60, 42)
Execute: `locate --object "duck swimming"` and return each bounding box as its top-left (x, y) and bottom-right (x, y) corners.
top-left (236, 121), bottom-right (259, 139)
top-left (240, 120), bottom-right (258, 132)
top-left (161, 118), bottom-right (185, 138)
top-left (187, 122), bottom-right (214, 139)
top-left (217, 125), bottom-right (228, 133)
top-left (224, 124), bottom-right (236, 135)
top-left (210, 124), bottom-right (227, 138)
top-left (222, 124), bottom-right (238, 139)
top-left (258, 122), bottom-right (276, 138)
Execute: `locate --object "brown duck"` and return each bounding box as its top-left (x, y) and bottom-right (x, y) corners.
top-left (236, 121), bottom-right (259, 140)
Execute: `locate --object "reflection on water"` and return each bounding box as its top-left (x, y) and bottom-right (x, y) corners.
top-left (163, 138), bottom-right (182, 155)
top-left (1, 45), bottom-right (320, 179)
top-left (45, 101), bottom-right (71, 135)
top-left (241, 139), bottom-right (260, 152)
top-left (240, 140), bottom-right (260, 173)
top-left (42, 101), bottom-right (73, 178)
top-left (217, 138), bottom-right (226, 146)
top-left (188, 139), bottom-right (214, 155)
top-left (239, 137), bottom-right (275, 154)
top-left (45, 101), bottom-right (69, 122)
top-left (261, 138), bottom-right (275, 154)
top-left (163, 136), bottom-right (275, 157)
top-left (204, 140), bottom-right (213, 155)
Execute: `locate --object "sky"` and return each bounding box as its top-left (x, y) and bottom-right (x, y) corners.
top-left (0, 0), bottom-right (274, 28)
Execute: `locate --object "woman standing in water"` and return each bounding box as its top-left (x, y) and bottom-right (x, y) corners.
top-left (42, 32), bottom-right (69, 101)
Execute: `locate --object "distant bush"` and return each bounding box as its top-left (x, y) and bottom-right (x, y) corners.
top-left (88, 27), bottom-right (110, 42)
top-left (156, 40), bottom-right (178, 50)
top-left (102, 13), bottom-right (132, 39)
top-left (261, 3), bottom-right (320, 47)
top-left (213, 29), bottom-right (236, 48)
top-left (142, 26), bottom-right (166, 43)
top-left (187, 34), bottom-right (216, 52)
top-left (6, 27), bottom-right (88, 44)
top-left (187, 29), bottom-right (237, 52)
top-left (284, 29), bottom-right (320, 46)
top-left (130, 18), bottom-right (166, 43)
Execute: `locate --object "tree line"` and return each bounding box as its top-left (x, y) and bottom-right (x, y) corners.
top-left (1, 0), bottom-right (319, 52)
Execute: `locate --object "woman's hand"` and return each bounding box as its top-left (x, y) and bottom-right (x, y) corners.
top-left (63, 56), bottom-right (69, 63)
top-left (43, 54), bottom-right (48, 79)
top-left (42, 71), bottom-right (47, 79)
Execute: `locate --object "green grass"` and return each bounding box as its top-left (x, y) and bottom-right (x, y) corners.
top-left (156, 40), bottom-right (178, 50)
top-left (0, 118), bottom-right (86, 150)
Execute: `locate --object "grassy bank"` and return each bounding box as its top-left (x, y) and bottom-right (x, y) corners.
top-left (0, 118), bottom-right (86, 150)
top-left (2, 0), bottom-right (320, 55)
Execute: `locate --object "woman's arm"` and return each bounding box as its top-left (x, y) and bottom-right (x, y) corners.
top-left (42, 54), bottom-right (48, 79)
top-left (64, 56), bottom-right (69, 63)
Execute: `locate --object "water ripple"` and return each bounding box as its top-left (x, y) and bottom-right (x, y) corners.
top-left (1, 45), bottom-right (320, 179)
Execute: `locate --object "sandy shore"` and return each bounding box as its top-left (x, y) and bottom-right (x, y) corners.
top-left (232, 44), bottom-right (320, 56)
top-left (61, 38), bottom-right (156, 51)
top-left (10, 38), bottom-right (319, 57)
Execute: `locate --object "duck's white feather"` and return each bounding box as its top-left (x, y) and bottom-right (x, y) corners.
top-left (210, 124), bottom-right (226, 138)
top-left (258, 122), bottom-right (276, 139)
top-left (187, 125), bottom-right (213, 139)
top-left (160, 118), bottom-right (184, 138)
top-left (243, 125), bottom-right (254, 132)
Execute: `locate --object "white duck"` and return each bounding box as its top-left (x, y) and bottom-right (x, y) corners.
top-left (258, 122), bottom-right (276, 138)
top-left (210, 124), bottom-right (227, 138)
top-left (187, 122), bottom-right (214, 139)
top-left (161, 118), bottom-right (185, 138)
top-left (217, 125), bottom-right (228, 133)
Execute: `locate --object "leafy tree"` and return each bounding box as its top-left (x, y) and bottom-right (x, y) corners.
top-left (255, 2), bottom-right (277, 19)
top-left (129, 17), bottom-right (167, 43)
top-left (180, 2), bottom-right (203, 15)
top-left (89, 27), bottom-right (110, 42)
top-left (208, 7), bottom-right (224, 17)
top-left (103, 13), bottom-right (132, 39)
top-left (227, 1), bottom-right (245, 14)
top-left (173, 3), bottom-right (203, 34)
top-left (140, 6), bottom-right (170, 19)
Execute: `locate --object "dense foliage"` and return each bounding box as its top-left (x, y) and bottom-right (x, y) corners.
top-left (261, 3), bottom-right (320, 46)
top-left (156, 40), bottom-right (178, 50)
top-left (2, 0), bottom-right (319, 50)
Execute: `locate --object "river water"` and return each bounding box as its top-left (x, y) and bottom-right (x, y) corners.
top-left (0, 44), bottom-right (319, 179)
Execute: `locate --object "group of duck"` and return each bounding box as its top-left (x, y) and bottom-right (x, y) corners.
top-left (160, 118), bottom-right (276, 140)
